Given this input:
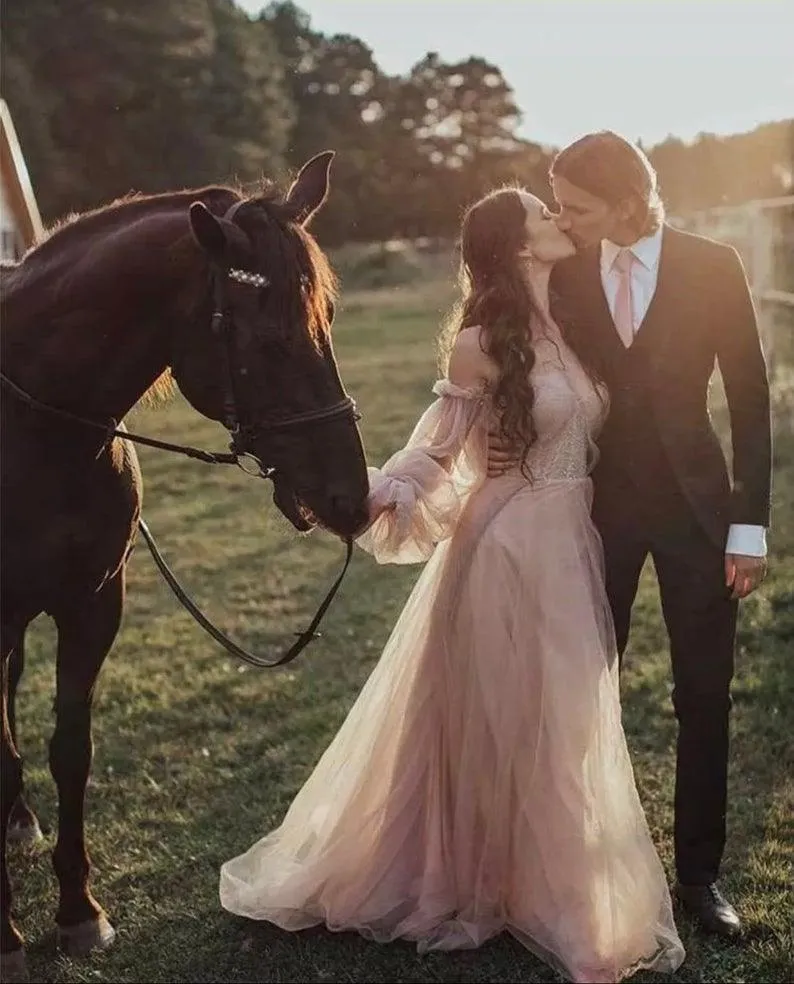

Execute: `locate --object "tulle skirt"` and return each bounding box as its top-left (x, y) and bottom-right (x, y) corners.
top-left (220, 476), bottom-right (685, 983)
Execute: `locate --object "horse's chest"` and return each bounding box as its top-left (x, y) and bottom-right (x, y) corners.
top-left (2, 437), bottom-right (141, 612)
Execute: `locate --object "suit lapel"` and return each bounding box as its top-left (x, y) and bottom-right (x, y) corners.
top-left (634, 224), bottom-right (687, 355)
top-left (556, 229), bottom-right (690, 366)
top-left (585, 224), bottom-right (688, 349)
top-left (571, 246), bottom-right (616, 346)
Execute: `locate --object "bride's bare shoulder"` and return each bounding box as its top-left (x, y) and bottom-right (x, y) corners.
top-left (448, 326), bottom-right (497, 387)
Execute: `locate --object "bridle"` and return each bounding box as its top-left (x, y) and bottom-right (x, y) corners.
top-left (0, 198), bottom-right (363, 668)
top-left (207, 199), bottom-right (359, 477)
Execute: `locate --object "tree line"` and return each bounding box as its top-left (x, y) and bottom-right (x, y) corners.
top-left (3, 0), bottom-right (792, 245)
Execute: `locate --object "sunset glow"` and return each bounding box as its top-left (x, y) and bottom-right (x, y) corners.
top-left (236, 0), bottom-right (793, 147)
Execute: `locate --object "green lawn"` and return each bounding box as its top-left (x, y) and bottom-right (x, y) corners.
top-left (10, 281), bottom-right (794, 983)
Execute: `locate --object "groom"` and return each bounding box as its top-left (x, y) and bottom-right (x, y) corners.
top-left (489, 131), bottom-right (772, 937)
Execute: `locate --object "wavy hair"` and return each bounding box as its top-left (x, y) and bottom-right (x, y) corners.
top-left (439, 188), bottom-right (545, 476)
top-left (440, 187), bottom-right (605, 476)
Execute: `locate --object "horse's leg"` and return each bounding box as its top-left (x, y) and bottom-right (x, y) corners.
top-left (7, 636), bottom-right (43, 846)
top-left (1, 630), bottom-right (29, 981)
top-left (49, 571), bottom-right (124, 957)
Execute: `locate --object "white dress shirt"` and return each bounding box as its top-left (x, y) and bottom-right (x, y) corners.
top-left (599, 230), bottom-right (767, 558)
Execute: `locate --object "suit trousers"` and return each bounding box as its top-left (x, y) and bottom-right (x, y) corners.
top-left (593, 478), bottom-right (738, 886)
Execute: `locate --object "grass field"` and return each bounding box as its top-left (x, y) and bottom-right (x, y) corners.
top-left (10, 280), bottom-right (794, 983)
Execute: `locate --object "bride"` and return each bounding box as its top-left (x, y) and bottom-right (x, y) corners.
top-left (219, 187), bottom-right (686, 984)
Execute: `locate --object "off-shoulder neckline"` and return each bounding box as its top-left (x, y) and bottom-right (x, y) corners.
top-left (432, 378), bottom-right (489, 400)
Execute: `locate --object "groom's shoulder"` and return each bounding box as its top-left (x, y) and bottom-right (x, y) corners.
top-left (551, 247), bottom-right (594, 291)
top-left (663, 222), bottom-right (739, 265)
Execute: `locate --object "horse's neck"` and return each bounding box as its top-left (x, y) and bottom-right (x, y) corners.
top-left (2, 191), bottom-right (231, 421)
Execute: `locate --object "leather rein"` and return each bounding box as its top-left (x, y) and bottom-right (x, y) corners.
top-left (0, 207), bottom-right (361, 668)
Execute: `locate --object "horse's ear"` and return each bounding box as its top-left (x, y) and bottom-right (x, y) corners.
top-left (285, 150), bottom-right (334, 226)
top-left (189, 202), bottom-right (228, 259)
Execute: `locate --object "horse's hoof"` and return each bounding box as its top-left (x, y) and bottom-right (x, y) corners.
top-left (57, 914), bottom-right (116, 957)
top-left (0, 948), bottom-right (29, 983)
top-left (7, 815), bottom-right (43, 846)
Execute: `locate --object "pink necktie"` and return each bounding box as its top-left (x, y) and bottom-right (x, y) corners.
top-left (612, 248), bottom-right (636, 348)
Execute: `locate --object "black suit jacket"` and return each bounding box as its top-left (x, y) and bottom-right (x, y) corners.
top-left (550, 224), bottom-right (772, 547)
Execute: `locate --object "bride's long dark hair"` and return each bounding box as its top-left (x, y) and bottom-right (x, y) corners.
top-left (439, 188), bottom-right (547, 475)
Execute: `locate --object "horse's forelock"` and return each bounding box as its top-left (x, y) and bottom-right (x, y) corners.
top-left (239, 197), bottom-right (338, 347)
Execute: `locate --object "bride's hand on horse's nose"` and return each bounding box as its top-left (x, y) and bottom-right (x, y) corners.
top-left (323, 499), bottom-right (394, 541)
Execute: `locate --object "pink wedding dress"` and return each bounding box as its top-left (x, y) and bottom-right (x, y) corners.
top-left (219, 323), bottom-right (686, 983)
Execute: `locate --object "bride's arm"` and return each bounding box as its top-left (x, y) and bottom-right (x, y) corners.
top-left (446, 325), bottom-right (495, 391)
top-left (355, 328), bottom-right (493, 563)
top-left (365, 326), bottom-right (491, 520)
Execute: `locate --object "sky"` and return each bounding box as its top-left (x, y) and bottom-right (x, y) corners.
top-left (235, 0), bottom-right (793, 148)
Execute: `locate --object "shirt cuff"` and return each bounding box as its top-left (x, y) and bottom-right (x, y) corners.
top-left (725, 524), bottom-right (767, 557)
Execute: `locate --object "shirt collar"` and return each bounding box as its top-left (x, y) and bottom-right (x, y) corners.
top-left (600, 225), bottom-right (664, 272)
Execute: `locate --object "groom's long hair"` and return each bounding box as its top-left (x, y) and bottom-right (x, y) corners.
top-left (440, 187), bottom-right (601, 477)
top-left (551, 130), bottom-right (665, 238)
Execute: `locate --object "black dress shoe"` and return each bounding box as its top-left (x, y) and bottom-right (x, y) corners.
top-left (675, 882), bottom-right (742, 938)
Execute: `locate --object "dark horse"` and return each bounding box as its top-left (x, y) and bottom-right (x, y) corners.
top-left (0, 152), bottom-right (369, 978)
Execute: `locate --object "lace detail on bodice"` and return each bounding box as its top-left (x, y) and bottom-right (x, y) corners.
top-left (496, 329), bottom-right (607, 486)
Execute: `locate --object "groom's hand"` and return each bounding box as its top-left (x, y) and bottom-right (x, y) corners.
top-left (725, 553), bottom-right (768, 599)
top-left (487, 428), bottom-right (519, 477)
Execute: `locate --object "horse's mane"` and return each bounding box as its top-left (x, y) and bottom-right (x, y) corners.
top-left (10, 184), bottom-right (336, 333)
top-left (1, 182), bottom-right (338, 408)
top-left (22, 186), bottom-right (239, 262)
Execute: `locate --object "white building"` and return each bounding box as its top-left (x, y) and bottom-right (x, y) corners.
top-left (0, 97), bottom-right (44, 260)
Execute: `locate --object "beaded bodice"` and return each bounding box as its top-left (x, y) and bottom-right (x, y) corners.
top-left (495, 324), bottom-right (607, 486)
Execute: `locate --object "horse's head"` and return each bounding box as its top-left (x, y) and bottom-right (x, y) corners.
top-left (172, 152), bottom-right (369, 538)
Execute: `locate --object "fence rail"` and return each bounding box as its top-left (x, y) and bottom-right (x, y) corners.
top-left (0, 98), bottom-right (44, 260)
top-left (679, 194), bottom-right (794, 306)
top-left (677, 195), bottom-right (794, 374)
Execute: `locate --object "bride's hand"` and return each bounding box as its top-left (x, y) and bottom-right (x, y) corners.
top-left (351, 498), bottom-right (395, 539)
top-left (319, 497), bottom-right (395, 542)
